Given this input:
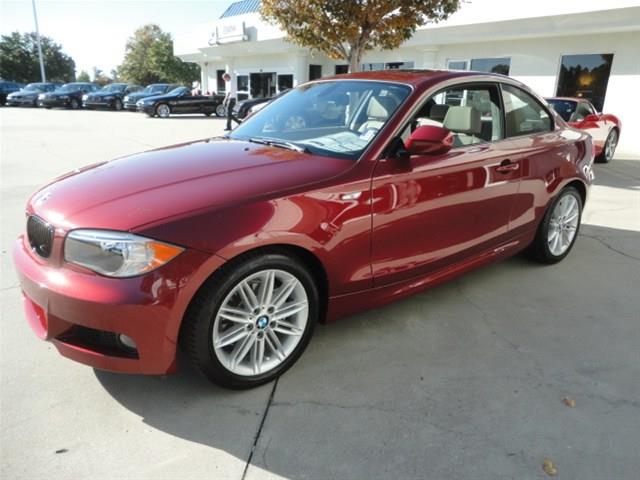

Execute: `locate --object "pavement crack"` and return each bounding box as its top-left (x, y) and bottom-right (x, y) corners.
top-left (241, 378), bottom-right (278, 480)
top-left (1, 283), bottom-right (20, 292)
top-left (270, 399), bottom-right (401, 415)
top-left (579, 233), bottom-right (640, 262)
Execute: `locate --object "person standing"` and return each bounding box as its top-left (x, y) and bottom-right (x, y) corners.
top-left (222, 73), bottom-right (240, 131)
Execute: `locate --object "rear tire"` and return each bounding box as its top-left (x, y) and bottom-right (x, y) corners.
top-left (529, 186), bottom-right (582, 264)
top-left (215, 104), bottom-right (226, 117)
top-left (180, 252), bottom-right (319, 389)
top-left (597, 129), bottom-right (618, 163)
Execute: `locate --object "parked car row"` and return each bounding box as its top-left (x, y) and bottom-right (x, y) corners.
top-left (3, 81), bottom-right (226, 118)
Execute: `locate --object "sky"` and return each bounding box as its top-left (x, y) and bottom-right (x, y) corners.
top-left (0, 0), bottom-right (230, 77)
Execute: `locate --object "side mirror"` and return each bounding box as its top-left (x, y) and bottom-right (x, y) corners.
top-left (405, 125), bottom-right (454, 156)
top-left (584, 113), bottom-right (599, 122)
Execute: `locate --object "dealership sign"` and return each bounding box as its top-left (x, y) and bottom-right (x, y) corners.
top-left (209, 21), bottom-right (248, 45)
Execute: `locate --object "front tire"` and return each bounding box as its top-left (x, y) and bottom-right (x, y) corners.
top-left (155, 103), bottom-right (171, 118)
top-left (529, 186), bottom-right (583, 264)
top-left (598, 129), bottom-right (618, 163)
top-left (181, 252), bottom-right (319, 389)
top-left (114, 99), bottom-right (123, 111)
top-left (69, 98), bottom-right (80, 109)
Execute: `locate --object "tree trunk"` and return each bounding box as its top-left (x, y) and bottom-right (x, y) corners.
top-left (348, 45), bottom-right (362, 73)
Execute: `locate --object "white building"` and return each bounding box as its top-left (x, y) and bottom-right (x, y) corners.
top-left (175, 0), bottom-right (640, 157)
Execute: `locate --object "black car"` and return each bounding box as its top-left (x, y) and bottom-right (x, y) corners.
top-left (6, 82), bottom-right (60, 107)
top-left (136, 86), bottom-right (225, 118)
top-left (232, 89), bottom-right (290, 120)
top-left (41, 82), bottom-right (99, 109)
top-left (0, 80), bottom-right (24, 106)
top-left (83, 83), bottom-right (142, 110)
top-left (124, 83), bottom-right (179, 111)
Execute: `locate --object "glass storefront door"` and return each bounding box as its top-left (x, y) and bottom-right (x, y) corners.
top-left (250, 72), bottom-right (276, 98)
top-left (556, 54), bottom-right (614, 112)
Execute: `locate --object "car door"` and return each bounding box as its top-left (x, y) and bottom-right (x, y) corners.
top-left (371, 82), bottom-right (522, 287)
top-left (498, 83), bottom-right (572, 236)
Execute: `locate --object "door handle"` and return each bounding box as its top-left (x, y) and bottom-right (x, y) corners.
top-left (496, 160), bottom-right (520, 173)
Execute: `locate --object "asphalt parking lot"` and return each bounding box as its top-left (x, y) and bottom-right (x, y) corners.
top-left (1, 107), bottom-right (639, 480)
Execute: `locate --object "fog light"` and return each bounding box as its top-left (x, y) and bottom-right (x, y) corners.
top-left (118, 334), bottom-right (137, 351)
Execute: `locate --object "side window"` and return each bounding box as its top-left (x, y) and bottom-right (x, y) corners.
top-left (502, 84), bottom-right (552, 137)
top-left (571, 103), bottom-right (593, 122)
top-left (402, 83), bottom-right (503, 147)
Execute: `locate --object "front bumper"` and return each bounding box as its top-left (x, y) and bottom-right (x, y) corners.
top-left (12, 234), bottom-right (223, 375)
top-left (6, 96), bottom-right (38, 106)
top-left (137, 104), bottom-right (155, 115)
top-left (84, 99), bottom-right (114, 109)
top-left (124, 101), bottom-right (138, 111)
top-left (41, 97), bottom-right (70, 107)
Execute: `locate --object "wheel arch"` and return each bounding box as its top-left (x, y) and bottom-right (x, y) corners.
top-left (181, 243), bottom-right (330, 336)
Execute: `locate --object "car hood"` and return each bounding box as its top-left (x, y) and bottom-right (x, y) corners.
top-left (141, 93), bottom-right (179, 103)
top-left (126, 91), bottom-right (157, 101)
top-left (91, 91), bottom-right (123, 98)
top-left (10, 90), bottom-right (39, 97)
top-left (47, 91), bottom-right (79, 97)
top-left (28, 138), bottom-right (353, 233)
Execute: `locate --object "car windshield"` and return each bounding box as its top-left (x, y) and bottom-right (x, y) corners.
top-left (57, 84), bottom-right (82, 92)
top-left (230, 80), bottom-right (411, 160)
top-left (167, 87), bottom-right (188, 96)
top-left (146, 85), bottom-right (168, 94)
top-left (24, 83), bottom-right (46, 92)
top-left (101, 84), bottom-right (126, 93)
top-left (547, 99), bottom-right (577, 122)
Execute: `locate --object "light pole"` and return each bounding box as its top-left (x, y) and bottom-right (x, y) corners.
top-left (31, 0), bottom-right (46, 82)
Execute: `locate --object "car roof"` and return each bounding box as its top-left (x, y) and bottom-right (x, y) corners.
top-left (546, 96), bottom-right (588, 103)
top-left (319, 69), bottom-right (510, 88)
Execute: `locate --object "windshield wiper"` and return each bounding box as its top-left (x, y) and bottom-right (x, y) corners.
top-left (247, 137), bottom-right (310, 154)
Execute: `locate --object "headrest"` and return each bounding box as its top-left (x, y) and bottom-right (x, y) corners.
top-left (429, 104), bottom-right (450, 122)
top-left (367, 95), bottom-right (397, 119)
top-left (443, 106), bottom-right (481, 135)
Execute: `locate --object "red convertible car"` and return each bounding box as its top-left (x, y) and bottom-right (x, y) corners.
top-left (14, 70), bottom-right (594, 389)
top-left (546, 97), bottom-right (621, 163)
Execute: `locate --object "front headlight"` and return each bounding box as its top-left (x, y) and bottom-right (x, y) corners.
top-left (123, 95), bottom-right (129, 102)
top-left (38, 93), bottom-right (46, 99)
top-left (136, 100), bottom-right (144, 106)
top-left (82, 94), bottom-right (88, 101)
top-left (64, 229), bottom-right (184, 278)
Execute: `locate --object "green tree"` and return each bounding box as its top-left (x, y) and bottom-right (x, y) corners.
top-left (0, 31), bottom-right (76, 82)
top-left (92, 68), bottom-right (111, 86)
top-left (77, 70), bottom-right (91, 82)
top-left (118, 24), bottom-right (200, 85)
top-left (261, 0), bottom-right (461, 72)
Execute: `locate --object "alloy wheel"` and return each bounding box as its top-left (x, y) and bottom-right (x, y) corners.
top-left (605, 130), bottom-right (618, 162)
top-left (547, 194), bottom-right (580, 256)
top-left (156, 104), bottom-right (170, 118)
top-left (212, 269), bottom-right (309, 377)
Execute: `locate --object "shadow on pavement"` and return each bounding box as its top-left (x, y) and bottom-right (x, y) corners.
top-left (592, 159), bottom-right (640, 190)
top-left (95, 222), bottom-right (640, 479)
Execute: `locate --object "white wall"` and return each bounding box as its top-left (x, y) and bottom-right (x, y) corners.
top-left (430, 31), bottom-right (640, 157)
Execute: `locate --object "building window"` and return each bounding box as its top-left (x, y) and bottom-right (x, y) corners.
top-left (556, 53), bottom-right (613, 112)
top-left (335, 65), bottom-right (348, 75)
top-left (309, 65), bottom-right (322, 81)
top-left (385, 61), bottom-right (414, 69)
top-left (447, 60), bottom-right (468, 70)
top-left (237, 75), bottom-right (249, 101)
top-left (216, 70), bottom-right (226, 93)
top-left (362, 62), bottom-right (385, 71)
top-left (278, 74), bottom-right (293, 92)
top-left (470, 57), bottom-right (511, 75)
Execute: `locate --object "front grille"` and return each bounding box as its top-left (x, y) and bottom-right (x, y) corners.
top-left (27, 215), bottom-right (54, 258)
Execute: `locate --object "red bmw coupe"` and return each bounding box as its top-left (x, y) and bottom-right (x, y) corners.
top-left (546, 97), bottom-right (621, 163)
top-left (14, 70), bottom-right (594, 389)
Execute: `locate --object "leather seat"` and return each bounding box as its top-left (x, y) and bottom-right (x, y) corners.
top-left (442, 106), bottom-right (482, 146)
top-left (358, 96), bottom-right (398, 133)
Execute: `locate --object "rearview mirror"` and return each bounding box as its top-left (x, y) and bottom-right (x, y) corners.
top-left (405, 125), bottom-right (453, 156)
